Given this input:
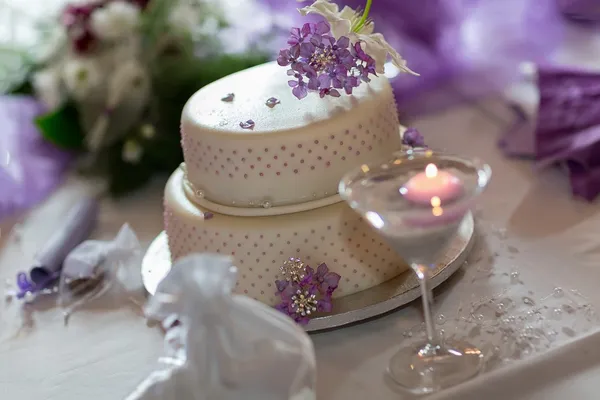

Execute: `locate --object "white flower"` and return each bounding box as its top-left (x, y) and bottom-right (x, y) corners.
top-left (299, 0), bottom-right (418, 76)
top-left (122, 140), bottom-right (143, 164)
top-left (62, 57), bottom-right (102, 99)
top-left (90, 1), bottom-right (141, 41)
top-left (32, 68), bottom-right (66, 110)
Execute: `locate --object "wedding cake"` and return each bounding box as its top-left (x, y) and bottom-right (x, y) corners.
top-left (164, 1), bottom-right (418, 310)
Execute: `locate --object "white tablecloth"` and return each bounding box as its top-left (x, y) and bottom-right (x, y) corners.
top-left (2, 95), bottom-right (600, 399)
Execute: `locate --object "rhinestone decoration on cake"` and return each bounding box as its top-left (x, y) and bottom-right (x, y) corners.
top-left (280, 258), bottom-right (306, 283)
top-left (292, 289), bottom-right (318, 316)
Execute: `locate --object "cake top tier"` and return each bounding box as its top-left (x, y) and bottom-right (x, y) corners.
top-left (183, 61), bottom-right (392, 135)
top-left (181, 60), bottom-right (401, 215)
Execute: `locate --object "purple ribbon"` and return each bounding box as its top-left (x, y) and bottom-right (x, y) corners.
top-left (15, 197), bottom-right (99, 298)
top-left (558, 0), bottom-right (600, 22)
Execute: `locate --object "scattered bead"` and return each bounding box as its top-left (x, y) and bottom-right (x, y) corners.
top-left (522, 296), bottom-right (536, 306)
top-left (195, 189), bottom-right (205, 199)
top-left (436, 314), bottom-right (446, 325)
top-left (261, 200), bottom-right (272, 209)
top-left (553, 287), bottom-right (564, 298)
top-left (510, 270), bottom-right (520, 284)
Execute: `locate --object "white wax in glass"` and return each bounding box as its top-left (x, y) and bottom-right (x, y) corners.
top-left (403, 164), bottom-right (464, 205)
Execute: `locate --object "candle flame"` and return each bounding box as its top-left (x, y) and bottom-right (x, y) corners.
top-left (425, 163), bottom-right (438, 178)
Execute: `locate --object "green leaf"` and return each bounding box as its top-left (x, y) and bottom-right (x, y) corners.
top-left (34, 103), bottom-right (85, 150)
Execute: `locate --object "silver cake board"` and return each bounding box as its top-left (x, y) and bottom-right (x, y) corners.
top-left (142, 213), bottom-right (475, 332)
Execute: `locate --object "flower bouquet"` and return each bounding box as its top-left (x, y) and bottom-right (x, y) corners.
top-left (3, 0), bottom-right (271, 196)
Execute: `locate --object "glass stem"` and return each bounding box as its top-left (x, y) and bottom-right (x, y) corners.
top-left (415, 264), bottom-right (437, 344)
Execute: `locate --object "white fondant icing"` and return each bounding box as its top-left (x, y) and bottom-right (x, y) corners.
top-left (181, 61), bottom-right (401, 208)
top-left (164, 169), bottom-right (409, 306)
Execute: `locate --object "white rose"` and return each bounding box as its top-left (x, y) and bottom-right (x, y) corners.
top-left (90, 1), bottom-right (141, 41)
top-left (62, 57), bottom-right (102, 100)
top-left (32, 67), bottom-right (66, 110)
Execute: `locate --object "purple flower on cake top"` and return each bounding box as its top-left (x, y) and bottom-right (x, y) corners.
top-left (275, 260), bottom-right (340, 325)
top-left (278, 0), bottom-right (417, 100)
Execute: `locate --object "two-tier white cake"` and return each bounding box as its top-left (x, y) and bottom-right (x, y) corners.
top-left (164, 61), bottom-right (409, 306)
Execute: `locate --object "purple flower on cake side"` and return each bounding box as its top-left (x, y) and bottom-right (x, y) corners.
top-left (275, 260), bottom-right (340, 325)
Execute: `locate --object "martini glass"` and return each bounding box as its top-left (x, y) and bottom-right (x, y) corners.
top-left (339, 149), bottom-right (492, 394)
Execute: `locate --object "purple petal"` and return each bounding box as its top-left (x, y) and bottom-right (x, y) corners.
top-left (317, 297), bottom-right (333, 313)
top-left (281, 283), bottom-right (297, 301)
top-left (304, 266), bottom-right (315, 281)
top-left (277, 50), bottom-right (291, 66)
top-left (275, 279), bottom-right (288, 293)
top-left (324, 272), bottom-right (341, 289)
top-left (290, 27), bottom-right (301, 39)
top-left (318, 74), bottom-right (332, 89)
top-left (289, 44), bottom-right (301, 59)
top-left (302, 64), bottom-right (317, 78)
top-left (286, 69), bottom-right (295, 76)
top-left (17, 272), bottom-right (33, 292)
top-left (307, 77), bottom-right (320, 90)
top-left (310, 34), bottom-right (323, 47)
top-left (336, 36), bottom-right (350, 49)
top-left (315, 20), bottom-right (330, 35)
top-left (301, 23), bottom-right (312, 38)
top-left (292, 85), bottom-right (308, 99)
top-left (316, 262), bottom-right (329, 277)
top-left (275, 302), bottom-right (291, 314)
top-left (299, 42), bottom-right (316, 58)
top-left (288, 80), bottom-right (299, 88)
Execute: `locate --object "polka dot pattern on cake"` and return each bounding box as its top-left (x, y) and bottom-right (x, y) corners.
top-left (164, 169), bottom-right (409, 306)
top-left (181, 93), bottom-right (401, 210)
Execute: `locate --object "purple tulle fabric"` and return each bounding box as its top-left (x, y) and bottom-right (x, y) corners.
top-left (558, 0), bottom-right (600, 22)
top-left (0, 96), bottom-right (72, 222)
top-left (500, 67), bottom-right (600, 201)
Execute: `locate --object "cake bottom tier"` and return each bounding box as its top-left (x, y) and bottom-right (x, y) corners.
top-left (164, 168), bottom-right (409, 306)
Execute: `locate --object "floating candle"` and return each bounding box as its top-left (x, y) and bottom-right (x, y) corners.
top-left (402, 164), bottom-right (464, 205)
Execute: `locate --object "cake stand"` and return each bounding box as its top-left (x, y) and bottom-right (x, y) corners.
top-left (142, 213), bottom-right (475, 332)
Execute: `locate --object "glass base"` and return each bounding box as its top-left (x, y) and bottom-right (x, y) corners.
top-left (387, 340), bottom-right (484, 394)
